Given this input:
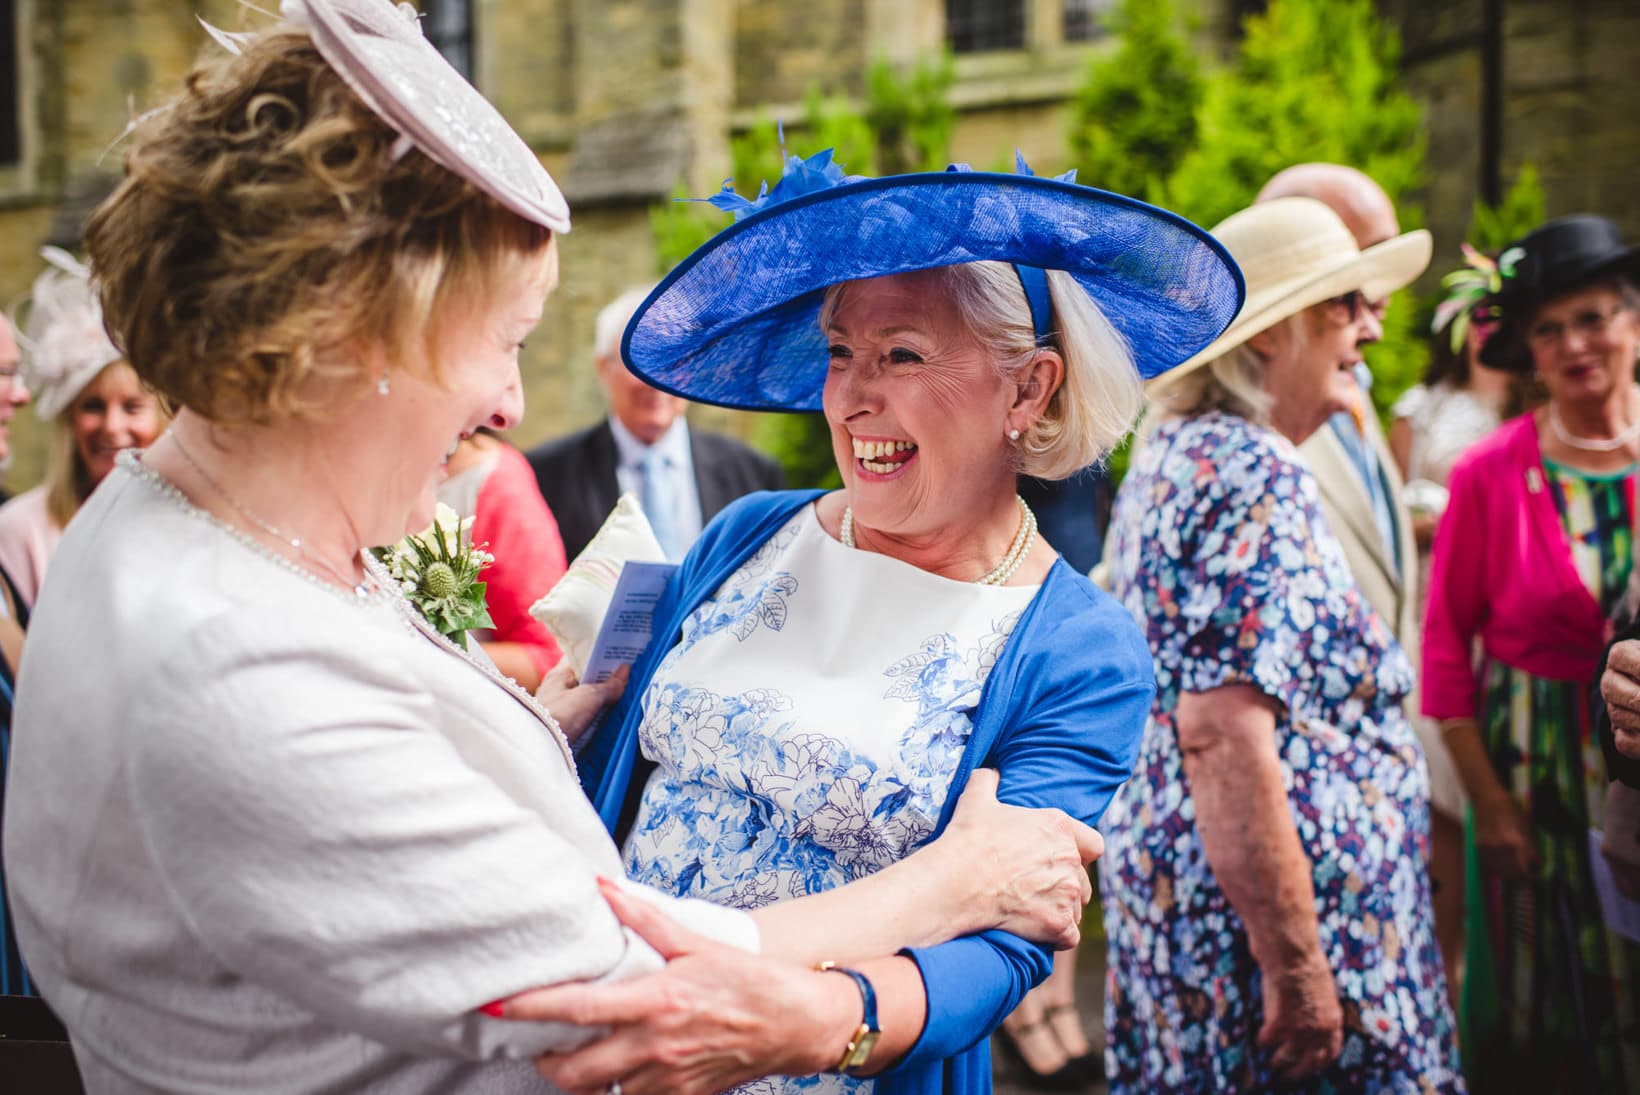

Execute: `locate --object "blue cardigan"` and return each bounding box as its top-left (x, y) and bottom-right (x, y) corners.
top-left (579, 491), bottom-right (1154, 1095)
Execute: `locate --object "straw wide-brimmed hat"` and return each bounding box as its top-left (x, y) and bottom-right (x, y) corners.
top-left (621, 153), bottom-right (1244, 412)
top-left (1146, 196), bottom-right (1431, 398)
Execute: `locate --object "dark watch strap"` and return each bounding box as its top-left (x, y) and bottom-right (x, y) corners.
top-left (817, 962), bottom-right (881, 1071)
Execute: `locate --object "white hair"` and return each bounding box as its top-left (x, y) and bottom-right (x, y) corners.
top-left (819, 261), bottom-right (1143, 480)
top-left (594, 285), bottom-right (656, 362)
top-left (1158, 311), bottom-right (1309, 426)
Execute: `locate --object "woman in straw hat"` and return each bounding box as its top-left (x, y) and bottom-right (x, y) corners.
top-left (1423, 215), bottom-right (1640, 1092)
top-left (1101, 196), bottom-right (1461, 1091)
top-left (3, 4), bottom-right (1118, 1092)
top-left (0, 247), bottom-right (166, 610)
top-left (499, 151), bottom-right (1242, 1094)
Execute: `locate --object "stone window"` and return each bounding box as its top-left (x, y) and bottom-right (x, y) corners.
top-left (1062, 0), bottom-right (1116, 42)
top-left (945, 0), bottom-right (1026, 54)
top-left (0, 0), bottom-right (19, 167)
top-left (420, 0), bottom-right (474, 83)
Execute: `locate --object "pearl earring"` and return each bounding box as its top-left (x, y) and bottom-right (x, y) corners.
top-left (377, 375), bottom-right (391, 397)
top-left (1008, 428), bottom-right (1021, 442)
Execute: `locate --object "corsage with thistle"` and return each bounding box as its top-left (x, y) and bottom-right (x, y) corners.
top-left (375, 503), bottom-right (495, 648)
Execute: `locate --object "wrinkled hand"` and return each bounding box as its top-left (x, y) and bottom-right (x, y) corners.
top-left (535, 663), bottom-right (628, 744)
top-left (1258, 954), bottom-right (1343, 1082)
top-left (1603, 783), bottom-right (1640, 902)
top-left (1474, 787), bottom-right (1540, 882)
top-left (1602, 639), bottom-right (1640, 759)
top-left (504, 880), bottom-right (849, 1095)
top-left (939, 768), bottom-right (1102, 950)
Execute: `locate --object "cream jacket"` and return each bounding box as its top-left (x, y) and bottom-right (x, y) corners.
top-left (3, 455), bottom-right (755, 1093)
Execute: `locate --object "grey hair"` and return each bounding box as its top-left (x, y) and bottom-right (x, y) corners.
top-left (594, 285), bottom-right (656, 362)
top-left (1159, 311), bottom-right (1312, 426)
top-left (819, 261), bottom-right (1143, 480)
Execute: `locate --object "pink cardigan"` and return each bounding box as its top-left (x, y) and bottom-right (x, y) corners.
top-left (1421, 413), bottom-right (1612, 719)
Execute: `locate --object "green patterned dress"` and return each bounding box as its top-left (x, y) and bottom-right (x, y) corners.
top-left (1468, 458), bottom-right (1640, 1092)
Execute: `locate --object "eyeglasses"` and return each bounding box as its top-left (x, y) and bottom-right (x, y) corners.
top-left (1324, 290), bottom-right (1385, 324)
top-left (1525, 303), bottom-right (1629, 348)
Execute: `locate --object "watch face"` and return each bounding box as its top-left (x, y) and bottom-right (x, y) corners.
top-left (846, 1029), bottom-right (881, 1070)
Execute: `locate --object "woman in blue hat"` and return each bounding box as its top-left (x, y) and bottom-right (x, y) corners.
top-left (507, 152), bottom-right (1243, 1095)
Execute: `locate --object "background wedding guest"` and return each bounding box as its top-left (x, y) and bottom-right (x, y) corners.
top-left (1385, 244), bottom-right (1524, 1001)
top-left (0, 314), bottom-right (31, 505)
top-left (3, 7), bottom-right (1108, 1094)
top-left (1104, 196), bottom-right (1458, 1092)
top-left (437, 428), bottom-right (567, 690)
top-left (1422, 214), bottom-right (1640, 1092)
top-left (527, 285), bottom-right (784, 561)
top-left (0, 247), bottom-right (165, 609)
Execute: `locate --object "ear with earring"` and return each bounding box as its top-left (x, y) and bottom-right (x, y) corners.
top-left (1008, 427), bottom-right (1022, 442)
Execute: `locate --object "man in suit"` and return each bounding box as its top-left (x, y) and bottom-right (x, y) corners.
top-left (528, 287), bottom-right (785, 561)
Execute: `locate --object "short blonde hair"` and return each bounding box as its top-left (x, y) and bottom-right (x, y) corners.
top-left (819, 261), bottom-right (1142, 480)
top-left (84, 29), bottom-right (552, 425)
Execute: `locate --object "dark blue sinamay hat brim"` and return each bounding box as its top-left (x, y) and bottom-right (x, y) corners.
top-left (621, 171), bottom-right (1246, 413)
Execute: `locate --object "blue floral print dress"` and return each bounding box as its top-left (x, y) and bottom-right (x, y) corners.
top-left (622, 504), bottom-right (1036, 1095)
top-left (1100, 411), bottom-right (1463, 1093)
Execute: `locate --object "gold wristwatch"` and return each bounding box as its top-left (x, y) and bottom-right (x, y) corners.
top-left (817, 961), bottom-right (881, 1073)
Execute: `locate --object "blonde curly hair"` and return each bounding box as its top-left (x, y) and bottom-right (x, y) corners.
top-left (84, 28), bottom-right (552, 425)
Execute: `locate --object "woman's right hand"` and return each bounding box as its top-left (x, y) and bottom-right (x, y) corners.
top-left (1473, 785), bottom-right (1540, 881)
top-left (1257, 953), bottom-right (1343, 1082)
top-left (535, 662), bottom-right (628, 744)
top-left (933, 769), bottom-right (1102, 950)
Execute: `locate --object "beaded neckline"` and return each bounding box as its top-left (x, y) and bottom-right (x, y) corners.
top-left (119, 451), bottom-right (575, 763)
top-left (119, 451), bottom-right (395, 608)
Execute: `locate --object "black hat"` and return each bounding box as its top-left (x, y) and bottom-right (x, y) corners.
top-left (1480, 215), bottom-right (1640, 370)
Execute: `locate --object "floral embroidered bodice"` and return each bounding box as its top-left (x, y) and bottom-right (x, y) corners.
top-left (622, 503), bottom-right (1036, 1093)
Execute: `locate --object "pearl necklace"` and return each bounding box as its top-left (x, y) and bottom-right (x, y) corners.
top-left (171, 433), bottom-right (375, 598)
top-left (840, 495), bottom-right (1037, 586)
top-left (1548, 406), bottom-right (1640, 453)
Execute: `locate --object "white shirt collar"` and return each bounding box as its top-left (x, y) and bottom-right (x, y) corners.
top-left (609, 415), bottom-right (691, 471)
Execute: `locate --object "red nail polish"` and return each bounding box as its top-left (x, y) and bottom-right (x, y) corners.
top-left (479, 1000), bottom-right (506, 1018)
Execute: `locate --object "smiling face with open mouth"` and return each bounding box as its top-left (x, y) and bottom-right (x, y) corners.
top-left (821, 270), bottom-right (1021, 543)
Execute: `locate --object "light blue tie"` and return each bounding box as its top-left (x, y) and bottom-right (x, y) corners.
top-left (641, 447), bottom-right (682, 561)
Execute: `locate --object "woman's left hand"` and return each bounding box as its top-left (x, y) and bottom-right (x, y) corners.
top-left (506, 879), bottom-right (854, 1095)
top-left (535, 663), bottom-right (629, 744)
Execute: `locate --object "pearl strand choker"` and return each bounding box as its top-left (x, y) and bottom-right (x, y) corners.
top-left (840, 494), bottom-right (1037, 586)
top-left (1548, 406), bottom-right (1640, 453)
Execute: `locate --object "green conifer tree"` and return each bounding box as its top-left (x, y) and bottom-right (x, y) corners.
top-left (649, 57), bottom-right (955, 488)
top-left (1157, 0), bottom-right (1430, 418)
top-left (1065, 0), bottom-right (1203, 201)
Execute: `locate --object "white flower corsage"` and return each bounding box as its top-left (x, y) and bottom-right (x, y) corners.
top-left (375, 503), bottom-right (495, 647)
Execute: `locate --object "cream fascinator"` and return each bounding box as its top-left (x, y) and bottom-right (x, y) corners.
top-left (15, 246), bottom-right (123, 421)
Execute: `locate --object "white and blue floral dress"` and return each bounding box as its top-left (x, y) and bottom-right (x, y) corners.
top-left (622, 504), bottom-right (1037, 1094)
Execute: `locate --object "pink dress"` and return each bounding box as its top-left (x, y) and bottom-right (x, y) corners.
top-left (0, 487), bottom-right (63, 611)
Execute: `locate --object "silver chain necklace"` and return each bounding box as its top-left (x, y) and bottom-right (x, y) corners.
top-left (1548, 405), bottom-right (1640, 453)
top-left (840, 494), bottom-right (1037, 586)
top-left (170, 433), bottom-right (373, 597)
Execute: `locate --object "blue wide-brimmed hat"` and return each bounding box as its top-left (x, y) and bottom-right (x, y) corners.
top-left (621, 151), bottom-right (1245, 412)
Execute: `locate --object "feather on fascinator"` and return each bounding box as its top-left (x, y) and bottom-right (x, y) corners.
top-left (1430, 243), bottom-right (1505, 353)
top-left (14, 247), bottom-right (124, 421)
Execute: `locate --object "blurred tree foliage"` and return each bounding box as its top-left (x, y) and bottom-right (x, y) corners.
top-left (1066, 0), bottom-right (1203, 202)
top-left (1467, 163), bottom-right (1545, 253)
top-left (649, 55), bottom-right (955, 488)
top-left (1069, 0), bottom-right (1430, 424)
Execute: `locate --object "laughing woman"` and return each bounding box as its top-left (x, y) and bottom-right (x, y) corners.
top-left (509, 157), bottom-right (1245, 1094)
